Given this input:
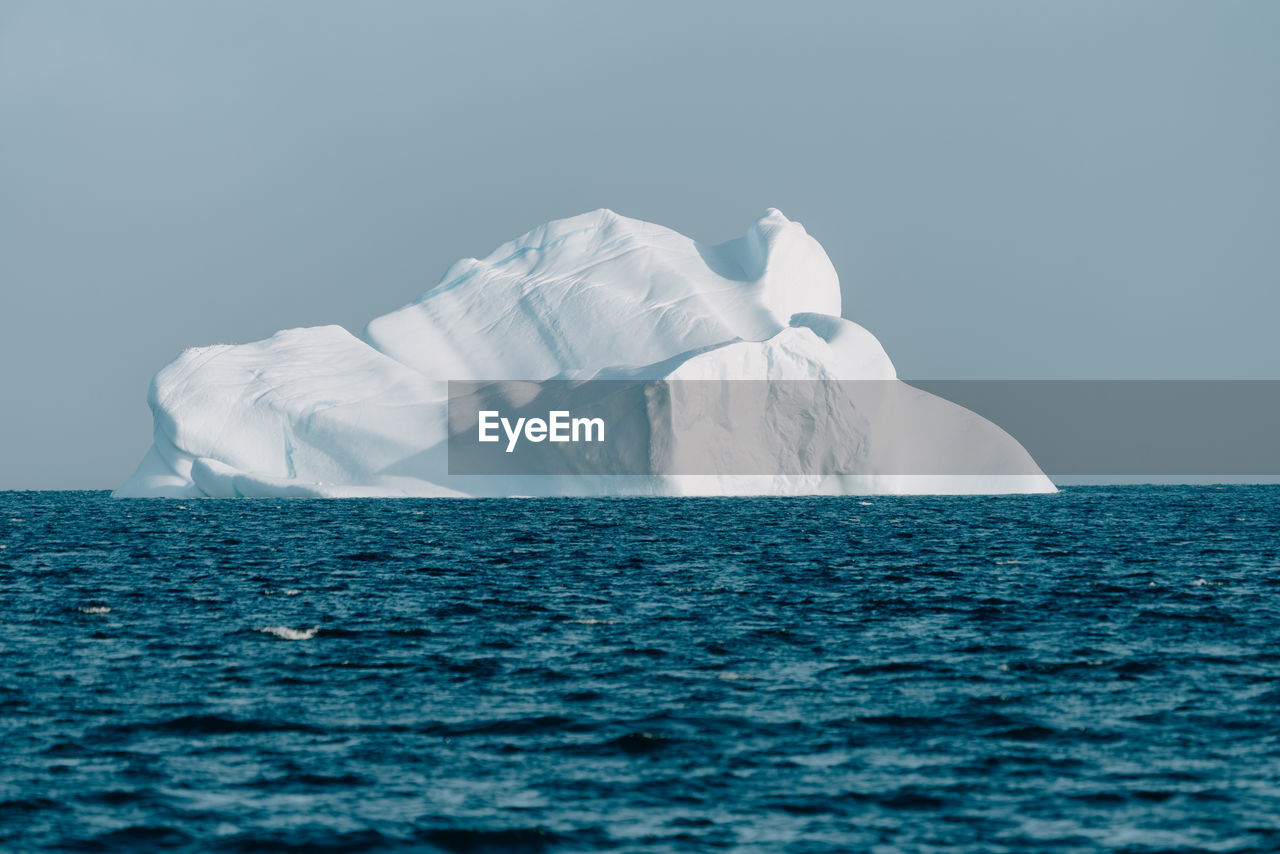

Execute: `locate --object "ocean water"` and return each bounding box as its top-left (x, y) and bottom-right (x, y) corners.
top-left (2, 487), bottom-right (1278, 853)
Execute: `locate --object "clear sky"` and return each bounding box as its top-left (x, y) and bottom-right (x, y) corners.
top-left (1, 1), bottom-right (1277, 489)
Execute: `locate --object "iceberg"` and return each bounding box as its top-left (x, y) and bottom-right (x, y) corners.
top-left (115, 209), bottom-right (1055, 497)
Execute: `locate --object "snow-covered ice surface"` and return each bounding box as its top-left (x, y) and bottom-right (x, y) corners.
top-left (115, 209), bottom-right (1055, 497)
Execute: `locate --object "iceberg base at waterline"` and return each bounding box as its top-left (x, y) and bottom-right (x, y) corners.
top-left (115, 209), bottom-right (1055, 497)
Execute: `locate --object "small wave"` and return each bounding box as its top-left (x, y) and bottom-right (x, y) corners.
top-left (421, 715), bottom-right (579, 737)
top-left (69, 826), bottom-right (192, 849)
top-left (259, 625), bottom-right (318, 641)
top-left (78, 606), bottom-right (111, 615)
top-left (242, 771), bottom-right (370, 789)
top-left (606, 731), bottom-right (675, 755)
top-left (0, 797), bottom-right (62, 813)
top-left (80, 788), bottom-right (163, 807)
top-left (563, 690), bottom-right (603, 702)
top-left (447, 657), bottom-right (503, 677)
top-left (844, 660), bottom-right (939, 675)
top-left (434, 603), bottom-right (481, 617)
top-left (209, 828), bottom-right (398, 852)
top-left (421, 826), bottom-right (568, 853)
top-left (122, 713), bottom-right (324, 737)
top-left (342, 551), bottom-right (394, 562)
top-left (880, 788), bottom-right (947, 810)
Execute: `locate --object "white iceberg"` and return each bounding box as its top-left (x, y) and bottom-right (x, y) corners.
top-left (115, 209), bottom-right (1055, 497)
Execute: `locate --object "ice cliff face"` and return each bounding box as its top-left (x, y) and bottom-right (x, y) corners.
top-left (115, 209), bottom-right (1055, 497)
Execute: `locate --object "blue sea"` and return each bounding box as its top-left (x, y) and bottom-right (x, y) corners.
top-left (2, 487), bottom-right (1278, 852)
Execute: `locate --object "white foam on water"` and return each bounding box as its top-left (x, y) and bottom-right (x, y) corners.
top-left (259, 625), bottom-right (319, 640)
top-left (78, 606), bottom-right (111, 615)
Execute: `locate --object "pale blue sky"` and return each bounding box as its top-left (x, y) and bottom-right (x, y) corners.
top-left (2, 1), bottom-right (1277, 488)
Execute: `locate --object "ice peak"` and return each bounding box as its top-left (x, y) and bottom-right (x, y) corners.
top-left (363, 210), bottom-right (843, 380)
